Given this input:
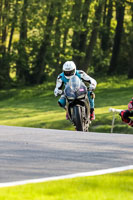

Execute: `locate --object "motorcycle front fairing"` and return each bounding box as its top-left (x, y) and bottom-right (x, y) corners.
top-left (64, 75), bottom-right (90, 120)
top-left (64, 75), bottom-right (87, 100)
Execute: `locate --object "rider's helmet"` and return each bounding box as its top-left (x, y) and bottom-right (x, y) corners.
top-left (63, 61), bottom-right (76, 79)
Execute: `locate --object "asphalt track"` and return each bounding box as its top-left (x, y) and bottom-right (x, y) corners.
top-left (0, 125), bottom-right (133, 183)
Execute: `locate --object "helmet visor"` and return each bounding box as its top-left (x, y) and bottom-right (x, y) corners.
top-left (64, 69), bottom-right (75, 77)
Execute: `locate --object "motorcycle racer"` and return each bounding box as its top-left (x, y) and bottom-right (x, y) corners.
top-left (120, 98), bottom-right (133, 127)
top-left (54, 61), bottom-right (97, 121)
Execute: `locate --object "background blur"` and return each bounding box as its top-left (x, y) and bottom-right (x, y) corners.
top-left (0, 0), bottom-right (133, 88)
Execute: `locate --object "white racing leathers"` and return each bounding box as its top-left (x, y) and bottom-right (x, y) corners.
top-left (54, 70), bottom-right (97, 96)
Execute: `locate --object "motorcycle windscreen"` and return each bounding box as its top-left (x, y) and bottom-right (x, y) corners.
top-left (69, 75), bottom-right (81, 92)
top-left (69, 76), bottom-right (87, 96)
top-left (64, 76), bottom-right (79, 99)
top-left (65, 75), bottom-right (87, 99)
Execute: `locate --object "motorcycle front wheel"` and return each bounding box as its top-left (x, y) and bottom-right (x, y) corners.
top-left (73, 106), bottom-right (83, 131)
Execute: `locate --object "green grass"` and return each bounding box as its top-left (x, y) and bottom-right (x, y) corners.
top-left (0, 170), bottom-right (133, 200)
top-left (0, 77), bottom-right (133, 199)
top-left (93, 76), bottom-right (133, 134)
top-left (0, 75), bottom-right (133, 133)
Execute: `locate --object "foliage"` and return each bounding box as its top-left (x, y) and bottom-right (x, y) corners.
top-left (0, 0), bottom-right (133, 88)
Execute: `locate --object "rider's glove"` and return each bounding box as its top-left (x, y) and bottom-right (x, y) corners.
top-left (89, 84), bottom-right (95, 91)
top-left (54, 88), bottom-right (62, 97)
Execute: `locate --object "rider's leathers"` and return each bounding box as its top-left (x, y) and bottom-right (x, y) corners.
top-left (120, 100), bottom-right (133, 124)
top-left (55, 70), bottom-right (97, 109)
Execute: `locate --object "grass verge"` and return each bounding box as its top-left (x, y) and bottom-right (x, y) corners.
top-left (0, 170), bottom-right (133, 200)
top-left (0, 76), bottom-right (133, 133)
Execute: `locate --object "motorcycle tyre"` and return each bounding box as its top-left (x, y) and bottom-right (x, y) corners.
top-left (73, 106), bottom-right (83, 131)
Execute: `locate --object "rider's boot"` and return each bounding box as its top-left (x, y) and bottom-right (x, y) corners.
top-left (66, 112), bottom-right (69, 120)
top-left (90, 108), bottom-right (95, 121)
top-left (63, 106), bottom-right (69, 120)
top-left (128, 120), bottom-right (133, 127)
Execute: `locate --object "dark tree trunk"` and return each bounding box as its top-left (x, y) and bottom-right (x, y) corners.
top-left (71, 0), bottom-right (82, 52)
top-left (0, 0), bottom-right (3, 52)
top-left (0, 0), bottom-right (9, 54)
top-left (32, 3), bottom-right (55, 84)
top-left (77, 0), bottom-right (92, 67)
top-left (16, 0), bottom-right (29, 84)
top-left (101, 0), bottom-right (113, 51)
top-left (8, 0), bottom-right (19, 52)
top-left (53, 2), bottom-right (63, 76)
top-left (128, 51), bottom-right (133, 78)
top-left (108, 1), bottom-right (125, 74)
top-left (0, 0), bottom-right (11, 88)
top-left (72, 0), bottom-right (92, 67)
top-left (128, 4), bottom-right (133, 78)
top-left (82, 0), bottom-right (104, 72)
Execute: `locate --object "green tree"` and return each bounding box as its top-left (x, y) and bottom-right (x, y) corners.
top-left (128, 2), bottom-right (133, 78)
top-left (8, 0), bottom-right (19, 52)
top-left (108, 0), bottom-right (126, 74)
top-left (15, 0), bottom-right (29, 84)
top-left (0, 0), bottom-right (11, 88)
top-left (72, 0), bottom-right (92, 68)
top-left (82, 0), bottom-right (105, 72)
top-left (0, 0), bottom-right (132, 88)
top-left (31, 2), bottom-right (55, 84)
top-left (101, 0), bottom-right (113, 51)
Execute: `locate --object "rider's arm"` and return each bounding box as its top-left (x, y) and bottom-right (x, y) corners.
top-left (79, 70), bottom-right (97, 90)
top-left (54, 74), bottom-right (64, 96)
top-left (55, 74), bottom-right (64, 89)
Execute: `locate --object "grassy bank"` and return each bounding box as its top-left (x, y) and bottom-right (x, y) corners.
top-left (0, 76), bottom-right (133, 134)
top-left (0, 170), bottom-right (133, 200)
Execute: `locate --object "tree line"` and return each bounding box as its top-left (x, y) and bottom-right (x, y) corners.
top-left (0, 0), bottom-right (133, 88)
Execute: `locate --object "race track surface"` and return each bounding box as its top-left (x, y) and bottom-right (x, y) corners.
top-left (0, 125), bottom-right (133, 183)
